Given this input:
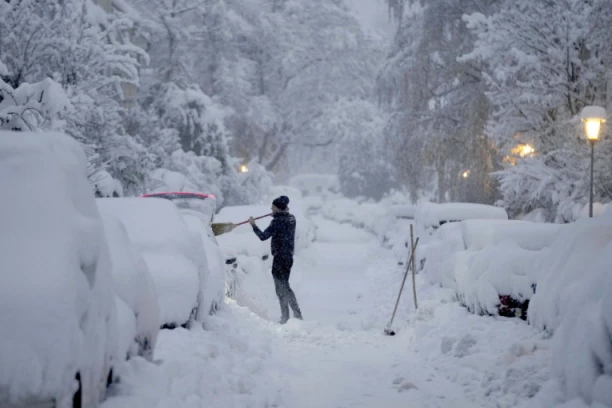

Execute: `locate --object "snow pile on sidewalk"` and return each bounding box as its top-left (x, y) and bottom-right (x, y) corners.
top-left (0, 131), bottom-right (117, 405)
top-left (102, 306), bottom-right (284, 408)
top-left (525, 215), bottom-right (612, 408)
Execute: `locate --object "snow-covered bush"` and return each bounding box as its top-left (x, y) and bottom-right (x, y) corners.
top-left (97, 198), bottom-right (209, 328)
top-left (0, 0), bottom-right (149, 194)
top-left (0, 131), bottom-right (118, 407)
top-left (98, 212), bottom-right (160, 361)
top-left (0, 77), bottom-right (70, 132)
top-left (527, 215), bottom-right (612, 407)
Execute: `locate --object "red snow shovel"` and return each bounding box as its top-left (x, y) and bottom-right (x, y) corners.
top-left (384, 237), bottom-right (419, 336)
top-left (211, 213), bottom-right (273, 236)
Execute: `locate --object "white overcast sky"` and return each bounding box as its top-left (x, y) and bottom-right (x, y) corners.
top-left (346, 0), bottom-right (395, 41)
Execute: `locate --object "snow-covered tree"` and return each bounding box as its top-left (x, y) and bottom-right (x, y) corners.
top-left (314, 98), bottom-right (394, 200)
top-left (379, 0), bottom-right (500, 204)
top-left (0, 0), bottom-right (149, 194)
top-left (463, 0), bottom-right (612, 221)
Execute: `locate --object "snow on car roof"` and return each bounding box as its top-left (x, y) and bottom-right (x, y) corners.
top-left (416, 202), bottom-right (508, 226)
top-left (141, 191), bottom-right (216, 200)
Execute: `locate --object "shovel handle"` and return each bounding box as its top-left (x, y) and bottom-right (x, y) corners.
top-left (387, 237), bottom-right (420, 329)
top-left (234, 213), bottom-right (273, 226)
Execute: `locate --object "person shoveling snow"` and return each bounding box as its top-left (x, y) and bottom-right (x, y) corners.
top-left (248, 196), bottom-right (303, 324)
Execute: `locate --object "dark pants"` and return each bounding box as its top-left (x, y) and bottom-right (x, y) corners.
top-left (272, 255), bottom-right (302, 323)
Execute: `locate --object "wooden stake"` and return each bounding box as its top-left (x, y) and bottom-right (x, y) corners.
top-left (410, 224), bottom-right (418, 310)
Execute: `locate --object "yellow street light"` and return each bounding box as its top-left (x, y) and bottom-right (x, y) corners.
top-left (581, 106), bottom-right (606, 141)
top-left (580, 105), bottom-right (607, 217)
top-left (240, 164), bottom-right (249, 173)
top-left (462, 170), bottom-right (470, 179)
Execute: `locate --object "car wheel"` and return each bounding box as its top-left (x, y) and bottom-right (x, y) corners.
top-left (72, 372), bottom-right (82, 408)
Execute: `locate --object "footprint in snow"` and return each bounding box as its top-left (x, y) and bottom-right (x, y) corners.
top-left (397, 381), bottom-right (419, 392)
top-left (393, 377), bottom-right (418, 392)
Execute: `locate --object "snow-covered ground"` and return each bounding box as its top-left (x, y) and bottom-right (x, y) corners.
top-left (102, 213), bottom-right (553, 408)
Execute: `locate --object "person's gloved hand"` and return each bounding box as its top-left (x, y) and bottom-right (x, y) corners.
top-left (248, 216), bottom-right (255, 226)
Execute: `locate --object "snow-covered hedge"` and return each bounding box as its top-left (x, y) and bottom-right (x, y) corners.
top-left (0, 131), bottom-right (117, 406)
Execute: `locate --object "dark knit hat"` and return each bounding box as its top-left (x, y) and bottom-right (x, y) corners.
top-left (272, 195), bottom-right (290, 211)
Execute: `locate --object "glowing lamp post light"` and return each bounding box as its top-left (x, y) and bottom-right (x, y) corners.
top-left (240, 164), bottom-right (249, 173)
top-left (580, 105), bottom-right (607, 218)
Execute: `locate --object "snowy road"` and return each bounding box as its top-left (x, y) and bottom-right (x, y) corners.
top-left (103, 216), bottom-right (550, 408)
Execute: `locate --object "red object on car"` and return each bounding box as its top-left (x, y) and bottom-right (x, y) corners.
top-left (141, 192), bottom-right (216, 200)
top-left (141, 191), bottom-right (217, 222)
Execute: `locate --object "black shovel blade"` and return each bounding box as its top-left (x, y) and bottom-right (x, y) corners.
top-left (384, 328), bottom-right (396, 336)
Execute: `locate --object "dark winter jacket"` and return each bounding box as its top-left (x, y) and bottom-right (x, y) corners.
top-left (252, 212), bottom-right (296, 257)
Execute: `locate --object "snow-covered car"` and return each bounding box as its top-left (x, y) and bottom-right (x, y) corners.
top-left (0, 132), bottom-right (119, 408)
top-left (97, 197), bottom-right (210, 329)
top-left (98, 212), bottom-right (160, 361)
top-left (414, 202), bottom-right (509, 270)
top-left (422, 219), bottom-right (563, 319)
top-left (415, 202), bottom-right (509, 237)
top-left (140, 192), bottom-right (225, 315)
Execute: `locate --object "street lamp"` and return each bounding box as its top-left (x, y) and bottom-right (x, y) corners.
top-left (580, 105), bottom-right (607, 218)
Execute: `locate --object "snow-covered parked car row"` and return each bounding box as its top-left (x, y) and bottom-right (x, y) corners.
top-left (0, 132), bottom-right (225, 407)
top-left (0, 132), bottom-right (136, 407)
top-left (422, 210), bottom-right (612, 407)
